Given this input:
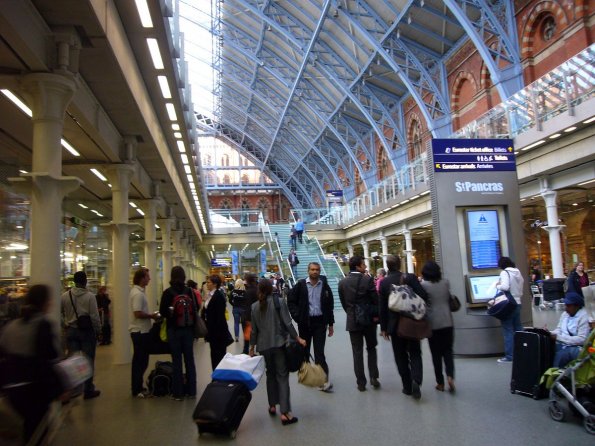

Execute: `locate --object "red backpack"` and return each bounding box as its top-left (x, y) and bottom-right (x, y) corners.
top-left (172, 289), bottom-right (196, 327)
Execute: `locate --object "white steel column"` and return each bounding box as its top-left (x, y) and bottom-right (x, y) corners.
top-left (379, 235), bottom-right (388, 270)
top-left (9, 73), bottom-right (80, 324)
top-left (139, 199), bottom-right (161, 312)
top-left (158, 218), bottom-right (174, 285)
top-left (541, 187), bottom-right (565, 278)
top-left (361, 238), bottom-right (370, 272)
top-left (403, 228), bottom-right (415, 274)
top-left (105, 164), bottom-right (135, 364)
top-left (347, 242), bottom-right (354, 259)
top-left (172, 230), bottom-right (184, 267)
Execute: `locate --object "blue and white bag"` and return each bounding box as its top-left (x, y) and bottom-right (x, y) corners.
top-left (211, 353), bottom-right (265, 391)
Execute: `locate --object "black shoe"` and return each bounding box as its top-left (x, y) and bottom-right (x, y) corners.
top-left (84, 390), bottom-right (101, 400)
top-left (411, 381), bottom-right (421, 400)
top-left (357, 384), bottom-right (366, 392)
top-left (370, 378), bottom-right (381, 389)
top-left (402, 388), bottom-right (412, 396)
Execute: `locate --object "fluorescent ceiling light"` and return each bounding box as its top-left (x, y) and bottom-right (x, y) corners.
top-left (549, 133), bottom-right (561, 139)
top-left (19, 170), bottom-right (28, 174)
top-left (90, 168), bottom-right (107, 182)
top-left (181, 154), bottom-right (189, 164)
top-left (147, 38), bottom-right (164, 69)
top-left (583, 116), bottom-right (595, 124)
top-left (189, 183), bottom-right (196, 189)
top-left (578, 179), bottom-right (595, 186)
top-left (136, 208), bottom-right (145, 216)
top-left (129, 202), bottom-right (137, 208)
top-left (184, 165), bottom-right (191, 174)
top-left (155, 224), bottom-right (160, 229)
top-left (520, 139), bottom-right (545, 151)
top-left (186, 174), bottom-right (193, 182)
top-left (157, 75), bottom-right (171, 98)
top-left (1, 89), bottom-right (32, 116)
top-left (174, 132), bottom-right (182, 138)
top-left (78, 203), bottom-right (88, 209)
top-left (172, 124), bottom-right (180, 131)
top-left (135, 0), bottom-right (153, 28)
top-left (166, 103), bottom-right (177, 120)
top-left (563, 126), bottom-right (577, 133)
top-left (91, 210), bottom-right (103, 217)
top-left (177, 141), bottom-right (186, 153)
top-left (61, 139), bottom-right (80, 156)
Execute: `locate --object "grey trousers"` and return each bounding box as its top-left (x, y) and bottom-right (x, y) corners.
top-left (262, 347), bottom-right (291, 413)
top-left (349, 325), bottom-right (379, 386)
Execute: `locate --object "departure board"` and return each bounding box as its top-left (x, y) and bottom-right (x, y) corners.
top-left (466, 210), bottom-right (501, 269)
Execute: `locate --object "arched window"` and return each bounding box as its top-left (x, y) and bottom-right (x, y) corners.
top-left (220, 198), bottom-right (232, 210)
top-left (221, 154), bottom-right (230, 166)
top-left (241, 174), bottom-right (249, 185)
top-left (408, 119), bottom-right (422, 161)
top-left (541, 15), bottom-right (556, 41)
top-left (223, 174), bottom-right (231, 185)
top-left (257, 197), bottom-right (269, 220)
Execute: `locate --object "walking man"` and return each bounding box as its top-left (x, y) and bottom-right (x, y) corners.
top-left (61, 271), bottom-right (101, 399)
top-left (288, 249), bottom-right (300, 279)
top-left (288, 262), bottom-right (335, 392)
top-left (338, 256), bottom-right (380, 392)
top-left (294, 218), bottom-right (305, 244)
top-left (129, 267), bottom-right (159, 398)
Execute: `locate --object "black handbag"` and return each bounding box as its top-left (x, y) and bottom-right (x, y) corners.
top-left (449, 294), bottom-right (462, 312)
top-left (397, 316), bottom-right (432, 340)
top-left (285, 340), bottom-right (305, 373)
top-left (69, 290), bottom-right (93, 331)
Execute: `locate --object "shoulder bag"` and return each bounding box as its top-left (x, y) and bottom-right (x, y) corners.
top-left (273, 295), bottom-right (304, 372)
top-left (388, 284), bottom-right (426, 320)
top-left (397, 315), bottom-right (432, 340)
top-left (297, 353), bottom-right (327, 388)
top-left (486, 271), bottom-right (517, 320)
top-left (449, 294), bottom-right (462, 312)
top-left (69, 290), bottom-right (93, 331)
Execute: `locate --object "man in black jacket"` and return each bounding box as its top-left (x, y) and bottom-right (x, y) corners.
top-left (288, 262), bottom-right (335, 392)
top-left (338, 256), bottom-right (380, 392)
top-left (379, 255), bottom-right (428, 399)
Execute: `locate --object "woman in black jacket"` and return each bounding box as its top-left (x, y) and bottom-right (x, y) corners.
top-left (203, 274), bottom-right (233, 370)
top-left (566, 261), bottom-right (590, 297)
top-left (241, 273), bottom-right (258, 354)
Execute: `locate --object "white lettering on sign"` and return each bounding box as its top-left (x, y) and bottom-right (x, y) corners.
top-left (455, 182), bottom-right (504, 193)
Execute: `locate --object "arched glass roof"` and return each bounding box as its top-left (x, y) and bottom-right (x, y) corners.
top-left (179, 0), bottom-right (523, 208)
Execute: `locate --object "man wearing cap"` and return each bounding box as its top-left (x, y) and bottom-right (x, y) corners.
top-left (550, 292), bottom-right (591, 368)
top-left (61, 271), bottom-right (102, 399)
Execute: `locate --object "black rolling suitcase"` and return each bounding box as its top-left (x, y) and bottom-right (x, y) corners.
top-left (510, 328), bottom-right (554, 399)
top-left (193, 381), bottom-right (251, 438)
top-left (542, 278), bottom-right (565, 302)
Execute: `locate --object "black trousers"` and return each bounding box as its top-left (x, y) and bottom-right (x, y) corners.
top-left (391, 331), bottom-right (422, 391)
top-left (348, 325), bottom-right (379, 386)
top-left (298, 316), bottom-right (329, 377)
top-left (130, 332), bottom-right (151, 395)
top-left (428, 327), bottom-right (455, 385)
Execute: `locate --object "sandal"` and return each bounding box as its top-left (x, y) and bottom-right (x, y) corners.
top-left (281, 413), bottom-right (298, 426)
top-left (268, 406), bottom-right (276, 416)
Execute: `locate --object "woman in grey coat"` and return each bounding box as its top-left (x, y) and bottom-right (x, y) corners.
top-left (250, 278), bottom-right (306, 425)
top-left (421, 260), bottom-right (455, 392)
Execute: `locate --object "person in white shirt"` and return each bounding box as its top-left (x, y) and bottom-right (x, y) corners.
top-left (495, 257), bottom-right (524, 363)
top-left (129, 267), bottom-right (159, 398)
top-left (550, 292), bottom-right (590, 368)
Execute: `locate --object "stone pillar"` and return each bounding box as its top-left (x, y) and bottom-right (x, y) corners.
top-left (105, 164), bottom-right (136, 364)
top-left (347, 242), bottom-right (354, 259)
top-left (139, 199), bottom-right (161, 312)
top-left (158, 218), bottom-right (175, 284)
top-left (172, 230), bottom-right (184, 266)
top-left (379, 235), bottom-right (388, 270)
top-left (403, 228), bottom-right (415, 274)
top-left (361, 238), bottom-right (370, 272)
top-left (8, 73), bottom-right (80, 325)
top-left (541, 188), bottom-right (565, 278)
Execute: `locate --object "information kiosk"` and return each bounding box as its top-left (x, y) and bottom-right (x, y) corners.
top-left (429, 139), bottom-right (530, 355)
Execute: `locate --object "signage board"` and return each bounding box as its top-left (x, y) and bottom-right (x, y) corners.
top-left (432, 139), bottom-right (516, 172)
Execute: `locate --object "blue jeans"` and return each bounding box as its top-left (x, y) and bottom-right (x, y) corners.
top-left (65, 326), bottom-right (97, 395)
top-left (501, 305), bottom-right (523, 360)
top-left (167, 326), bottom-right (196, 397)
top-left (553, 343), bottom-right (581, 368)
top-left (232, 306), bottom-right (243, 338)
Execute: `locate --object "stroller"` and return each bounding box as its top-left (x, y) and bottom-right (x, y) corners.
top-left (544, 329), bottom-right (595, 434)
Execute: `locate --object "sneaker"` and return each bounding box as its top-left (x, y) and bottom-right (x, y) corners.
top-left (318, 382), bottom-right (333, 392)
top-left (411, 381), bottom-right (421, 400)
top-left (370, 378), bottom-right (381, 389)
top-left (83, 390), bottom-right (101, 400)
top-left (170, 395), bottom-right (183, 401)
top-left (357, 384), bottom-right (366, 392)
top-left (135, 391), bottom-right (152, 399)
top-left (497, 357), bottom-right (512, 363)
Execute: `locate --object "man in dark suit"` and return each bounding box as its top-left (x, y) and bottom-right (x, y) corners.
top-left (338, 256), bottom-right (380, 392)
top-left (288, 262), bottom-right (335, 392)
top-left (378, 255), bottom-right (428, 399)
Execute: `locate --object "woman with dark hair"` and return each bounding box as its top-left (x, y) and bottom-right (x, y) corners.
top-left (203, 274), bottom-right (233, 370)
top-left (495, 256), bottom-right (524, 363)
top-left (421, 260), bottom-right (455, 392)
top-left (159, 266), bottom-right (197, 400)
top-left (566, 261), bottom-right (590, 298)
top-left (250, 278), bottom-right (306, 425)
top-left (0, 285), bottom-right (65, 442)
top-left (241, 273), bottom-right (258, 354)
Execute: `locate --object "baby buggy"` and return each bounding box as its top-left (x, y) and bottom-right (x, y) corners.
top-left (544, 329), bottom-right (595, 434)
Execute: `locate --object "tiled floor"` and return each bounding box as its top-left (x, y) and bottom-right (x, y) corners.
top-left (52, 307), bottom-right (591, 445)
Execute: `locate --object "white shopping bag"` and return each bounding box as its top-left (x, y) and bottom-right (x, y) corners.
top-left (211, 353), bottom-right (265, 391)
top-left (53, 354), bottom-right (92, 390)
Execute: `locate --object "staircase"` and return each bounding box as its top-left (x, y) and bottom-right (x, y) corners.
top-left (269, 223), bottom-right (344, 309)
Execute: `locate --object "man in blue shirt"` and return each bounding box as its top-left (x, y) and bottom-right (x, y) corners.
top-left (288, 262), bottom-right (335, 392)
top-left (294, 218), bottom-right (305, 244)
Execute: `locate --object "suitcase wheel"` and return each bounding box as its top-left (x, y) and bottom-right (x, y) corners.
top-left (531, 385), bottom-right (542, 400)
top-left (548, 401), bottom-right (566, 422)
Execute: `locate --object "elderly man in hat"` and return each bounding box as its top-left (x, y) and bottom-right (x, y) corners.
top-left (550, 292), bottom-right (591, 368)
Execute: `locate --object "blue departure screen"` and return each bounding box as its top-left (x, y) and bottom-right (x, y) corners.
top-left (467, 210), bottom-right (501, 269)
